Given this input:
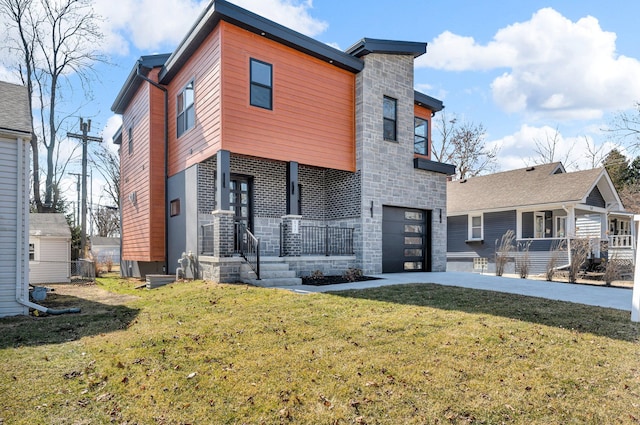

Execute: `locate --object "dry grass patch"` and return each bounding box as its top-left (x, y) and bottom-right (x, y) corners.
top-left (1, 278), bottom-right (639, 424)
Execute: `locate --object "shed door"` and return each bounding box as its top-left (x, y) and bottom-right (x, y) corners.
top-left (382, 206), bottom-right (430, 273)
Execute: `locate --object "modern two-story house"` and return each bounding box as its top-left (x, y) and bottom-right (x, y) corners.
top-left (111, 0), bottom-right (455, 283)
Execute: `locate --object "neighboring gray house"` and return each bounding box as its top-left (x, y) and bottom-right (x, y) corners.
top-left (29, 213), bottom-right (72, 284)
top-left (90, 236), bottom-right (121, 265)
top-left (447, 162), bottom-right (635, 274)
top-left (0, 81), bottom-right (32, 317)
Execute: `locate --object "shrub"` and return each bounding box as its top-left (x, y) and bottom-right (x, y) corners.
top-left (568, 238), bottom-right (591, 283)
top-left (342, 268), bottom-right (363, 282)
top-left (545, 239), bottom-right (566, 281)
top-left (516, 240), bottom-right (532, 279)
top-left (495, 230), bottom-right (515, 277)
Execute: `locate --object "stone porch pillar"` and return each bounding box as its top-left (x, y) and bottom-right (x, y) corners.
top-left (212, 210), bottom-right (235, 257)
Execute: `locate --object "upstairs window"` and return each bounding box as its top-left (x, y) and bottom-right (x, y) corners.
top-left (414, 117), bottom-right (428, 155)
top-left (383, 96), bottom-right (397, 141)
top-left (177, 81), bottom-right (195, 137)
top-left (250, 59), bottom-right (272, 110)
top-left (128, 126), bottom-right (133, 155)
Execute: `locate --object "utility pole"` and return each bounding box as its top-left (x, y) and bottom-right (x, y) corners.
top-left (67, 118), bottom-right (102, 258)
top-left (69, 172), bottom-right (82, 227)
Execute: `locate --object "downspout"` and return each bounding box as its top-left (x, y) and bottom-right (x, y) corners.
top-left (136, 61), bottom-right (169, 274)
top-left (14, 137), bottom-right (79, 315)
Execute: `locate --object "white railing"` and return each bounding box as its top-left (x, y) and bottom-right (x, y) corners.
top-left (610, 235), bottom-right (634, 248)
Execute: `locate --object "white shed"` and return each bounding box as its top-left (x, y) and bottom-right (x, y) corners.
top-left (0, 81), bottom-right (32, 317)
top-left (29, 213), bottom-right (72, 284)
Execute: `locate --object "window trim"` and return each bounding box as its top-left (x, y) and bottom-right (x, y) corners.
top-left (177, 80), bottom-right (195, 137)
top-left (468, 214), bottom-right (483, 241)
top-left (170, 198), bottom-right (181, 217)
top-left (128, 126), bottom-right (133, 155)
top-left (383, 96), bottom-right (397, 141)
top-left (250, 58), bottom-right (273, 110)
top-left (555, 216), bottom-right (567, 238)
top-left (28, 239), bottom-right (39, 262)
top-left (534, 212), bottom-right (545, 238)
top-left (414, 116), bottom-right (428, 155)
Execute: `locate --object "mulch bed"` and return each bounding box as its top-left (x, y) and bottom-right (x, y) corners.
top-left (302, 275), bottom-right (380, 286)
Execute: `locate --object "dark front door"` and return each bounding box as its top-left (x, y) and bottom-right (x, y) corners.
top-left (382, 206), bottom-right (430, 273)
top-left (230, 176), bottom-right (253, 242)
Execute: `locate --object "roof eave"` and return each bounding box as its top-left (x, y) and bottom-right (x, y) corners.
top-left (414, 91), bottom-right (444, 112)
top-left (159, 0), bottom-right (364, 84)
top-left (111, 54), bottom-right (171, 114)
top-left (345, 38), bottom-right (427, 58)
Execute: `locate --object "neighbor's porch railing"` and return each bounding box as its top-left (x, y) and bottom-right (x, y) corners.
top-left (609, 234), bottom-right (634, 248)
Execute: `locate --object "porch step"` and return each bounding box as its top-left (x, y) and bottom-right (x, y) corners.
top-left (240, 259), bottom-right (301, 287)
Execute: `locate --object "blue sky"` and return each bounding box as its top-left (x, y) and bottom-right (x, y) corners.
top-left (3, 0), bottom-right (640, 205)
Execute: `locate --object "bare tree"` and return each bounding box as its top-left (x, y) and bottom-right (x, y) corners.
top-left (432, 112), bottom-right (497, 180)
top-left (609, 102), bottom-right (640, 148)
top-left (528, 126), bottom-right (576, 169)
top-left (91, 144), bottom-right (120, 208)
top-left (1, 0), bottom-right (104, 212)
top-left (92, 205), bottom-right (119, 237)
top-left (583, 136), bottom-right (607, 169)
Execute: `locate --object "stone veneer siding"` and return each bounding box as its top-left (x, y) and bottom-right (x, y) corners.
top-left (355, 53), bottom-right (448, 273)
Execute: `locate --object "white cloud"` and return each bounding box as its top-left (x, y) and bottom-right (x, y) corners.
top-left (488, 124), bottom-right (628, 171)
top-left (418, 8), bottom-right (640, 121)
top-left (96, 0), bottom-right (327, 55)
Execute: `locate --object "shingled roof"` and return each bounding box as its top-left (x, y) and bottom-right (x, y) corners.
top-left (447, 162), bottom-right (611, 214)
top-left (29, 213), bottom-right (71, 238)
top-left (0, 80), bottom-right (31, 137)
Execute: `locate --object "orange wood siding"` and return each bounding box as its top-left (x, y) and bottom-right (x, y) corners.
top-left (414, 104), bottom-right (433, 161)
top-left (220, 22), bottom-right (355, 171)
top-left (120, 68), bottom-right (165, 262)
top-left (167, 26), bottom-right (222, 176)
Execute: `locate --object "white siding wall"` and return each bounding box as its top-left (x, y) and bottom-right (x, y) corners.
top-left (0, 137), bottom-right (28, 317)
top-left (29, 237), bottom-right (71, 284)
top-left (576, 214), bottom-right (602, 238)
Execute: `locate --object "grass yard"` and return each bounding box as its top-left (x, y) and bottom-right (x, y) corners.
top-left (1, 277), bottom-right (639, 424)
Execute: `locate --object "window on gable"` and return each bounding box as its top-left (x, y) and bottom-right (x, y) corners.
top-left (177, 81), bottom-right (195, 137)
top-left (128, 126), bottom-right (133, 155)
top-left (250, 59), bottom-right (272, 110)
top-left (383, 96), bottom-right (397, 141)
top-left (414, 117), bottom-right (428, 155)
top-left (469, 214), bottom-right (483, 240)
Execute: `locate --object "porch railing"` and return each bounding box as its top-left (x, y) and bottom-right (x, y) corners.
top-left (300, 225), bottom-right (354, 256)
top-left (610, 235), bottom-right (634, 248)
top-left (236, 222), bottom-right (260, 280)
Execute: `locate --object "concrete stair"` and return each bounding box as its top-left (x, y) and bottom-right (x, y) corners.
top-left (240, 257), bottom-right (302, 287)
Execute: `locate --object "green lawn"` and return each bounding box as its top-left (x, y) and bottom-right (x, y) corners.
top-left (1, 278), bottom-right (639, 424)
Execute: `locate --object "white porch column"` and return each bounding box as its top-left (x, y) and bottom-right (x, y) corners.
top-left (632, 214), bottom-right (640, 322)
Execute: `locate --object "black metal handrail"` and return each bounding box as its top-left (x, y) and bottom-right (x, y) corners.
top-left (301, 225), bottom-right (354, 256)
top-left (236, 222), bottom-right (260, 280)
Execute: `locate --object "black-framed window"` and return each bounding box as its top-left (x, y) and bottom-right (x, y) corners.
top-left (383, 96), bottom-right (397, 141)
top-left (250, 59), bottom-right (272, 110)
top-left (414, 117), bottom-right (428, 155)
top-left (170, 198), bottom-right (181, 217)
top-left (128, 126), bottom-right (133, 155)
top-left (177, 81), bottom-right (195, 137)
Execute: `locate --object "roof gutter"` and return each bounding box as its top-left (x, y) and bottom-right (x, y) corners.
top-left (135, 61), bottom-right (170, 274)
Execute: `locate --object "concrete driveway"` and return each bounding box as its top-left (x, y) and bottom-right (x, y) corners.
top-left (278, 271), bottom-right (633, 312)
